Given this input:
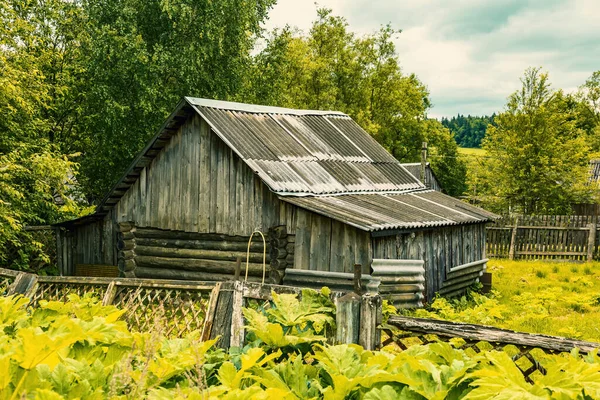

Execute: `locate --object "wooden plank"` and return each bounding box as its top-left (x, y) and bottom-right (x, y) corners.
top-left (309, 214), bottom-right (331, 272)
top-left (236, 156), bottom-right (246, 236)
top-left (189, 115), bottom-right (200, 232)
top-left (343, 225), bottom-right (356, 274)
top-left (228, 149), bottom-right (237, 234)
top-left (209, 128), bottom-right (218, 233)
top-left (515, 251), bottom-right (587, 256)
top-left (329, 220), bottom-right (346, 273)
top-left (355, 229), bottom-right (371, 275)
top-left (198, 119), bottom-right (211, 232)
top-left (386, 315), bottom-right (600, 354)
top-left (294, 209), bottom-right (311, 270)
top-left (229, 281), bottom-right (245, 348)
top-left (201, 282), bottom-right (222, 341)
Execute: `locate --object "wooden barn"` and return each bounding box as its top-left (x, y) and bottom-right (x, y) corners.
top-left (55, 98), bottom-right (496, 303)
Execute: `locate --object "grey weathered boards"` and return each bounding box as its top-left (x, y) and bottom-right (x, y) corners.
top-left (55, 98), bottom-right (495, 302)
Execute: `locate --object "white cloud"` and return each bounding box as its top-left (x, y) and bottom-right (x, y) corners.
top-left (264, 0), bottom-right (600, 117)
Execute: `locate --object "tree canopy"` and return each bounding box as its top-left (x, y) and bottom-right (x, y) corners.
top-left (470, 68), bottom-right (594, 214)
top-left (441, 114), bottom-right (496, 148)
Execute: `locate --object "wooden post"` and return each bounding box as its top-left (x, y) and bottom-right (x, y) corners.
top-left (234, 257), bottom-right (241, 281)
top-left (359, 293), bottom-right (382, 350)
top-left (7, 273), bottom-right (38, 297)
top-left (201, 282), bottom-right (223, 341)
top-left (335, 292), bottom-right (361, 345)
top-left (101, 281), bottom-right (118, 306)
top-left (420, 142), bottom-right (428, 187)
top-left (229, 281), bottom-right (245, 348)
top-left (587, 222), bottom-right (597, 262)
top-left (353, 263), bottom-right (362, 294)
top-left (508, 217), bottom-right (518, 260)
top-left (55, 228), bottom-right (64, 276)
top-left (208, 282), bottom-right (235, 348)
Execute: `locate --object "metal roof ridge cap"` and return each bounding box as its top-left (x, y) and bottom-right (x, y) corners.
top-left (185, 97), bottom-right (348, 116)
top-left (273, 188), bottom-right (421, 197)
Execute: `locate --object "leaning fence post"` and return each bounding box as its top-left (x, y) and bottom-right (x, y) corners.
top-left (7, 272), bottom-right (38, 297)
top-left (587, 222), bottom-right (597, 262)
top-left (359, 293), bottom-right (382, 350)
top-left (336, 292), bottom-right (361, 345)
top-left (229, 281), bottom-right (245, 348)
top-left (102, 281), bottom-right (118, 306)
top-left (508, 217), bottom-right (518, 260)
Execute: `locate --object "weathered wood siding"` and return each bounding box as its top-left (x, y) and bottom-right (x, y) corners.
top-left (64, 209), bottom-right (117, 274)
top-left (371, 223), bottom-right (487, 301)
top-left (114, 114), bottom-right (282, 236)
top-left (292, 208), bottom-right (371, 274)
top-left (67, 113), bottom-right (370, 276)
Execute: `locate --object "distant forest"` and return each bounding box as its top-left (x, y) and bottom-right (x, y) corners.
top-left (441, 115), bottom-right (496, 148)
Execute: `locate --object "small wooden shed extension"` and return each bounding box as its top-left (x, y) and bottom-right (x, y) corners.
top-left (400, 162), bottom-right (442, 192)
top-left (55, 98), bottom-right (496, 302)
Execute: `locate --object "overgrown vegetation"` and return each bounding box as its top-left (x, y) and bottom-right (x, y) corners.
top-left (2, 288), bottom-right (600, 399)
top-left (409, 259), bottom-right (600, 342)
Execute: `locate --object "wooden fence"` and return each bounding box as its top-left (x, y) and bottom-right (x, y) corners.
top-left (2, 266), bottom-right (600, 383)
top-left (486, 215), bottom-right (599, 261)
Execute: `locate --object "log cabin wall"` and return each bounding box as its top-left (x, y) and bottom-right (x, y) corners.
top-left (371, 223), bottom-right (487, 301)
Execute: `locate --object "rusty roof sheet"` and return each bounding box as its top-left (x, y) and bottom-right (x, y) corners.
top-left (188, 97), bottom-right (424, 195)
top-left (281, 190), bottom-right (495, 232)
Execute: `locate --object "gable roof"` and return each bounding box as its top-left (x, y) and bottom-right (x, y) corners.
top-left (190, 98), bottom-right (423, 195)
top-left (64, 97), bottom-right (495, 230)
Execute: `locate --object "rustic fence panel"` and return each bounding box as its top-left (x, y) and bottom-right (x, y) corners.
top-left (486, 215), bottom-right (599, 261)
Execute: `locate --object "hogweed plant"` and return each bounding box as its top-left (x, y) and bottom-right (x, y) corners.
top-left (1, 288), bottom-right (600, 399)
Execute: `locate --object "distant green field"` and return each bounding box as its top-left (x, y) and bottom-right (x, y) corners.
top-left (457, 147), bottom-right (487, 156)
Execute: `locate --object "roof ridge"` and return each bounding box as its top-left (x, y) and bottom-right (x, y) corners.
top-left (186, 96), bottom-right (348, 117)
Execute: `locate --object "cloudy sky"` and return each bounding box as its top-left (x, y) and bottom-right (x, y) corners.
top-left (263, 0), bottom-right (599, 118)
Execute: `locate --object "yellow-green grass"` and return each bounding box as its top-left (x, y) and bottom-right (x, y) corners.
top-left (457, 147), bottom-right (487, 156)
top-left (488, 259), bottom-right (600, 342)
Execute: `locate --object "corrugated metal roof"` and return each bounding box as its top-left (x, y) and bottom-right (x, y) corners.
top-left (281, 190), bottom-right (495, 232)
top-left (189, 97), bottom-right (424, 195)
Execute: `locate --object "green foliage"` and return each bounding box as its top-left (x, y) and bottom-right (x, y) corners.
top-left (441, 114), bottom-right (496, 148)
top-left (77, 0), bottom-right (276, 199)
top-left (470, 68), bottom-right (594, 214)
top-left (2, 289), bottom-right (600, 399)
top-left (408, 259), bottom-right (600, 342)
top-left (243, 288), bottom-right (335, 352)
top-left (0, 145), bottom-right (92, 271)
top-left (0, 293), bottom-right (219, 399)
